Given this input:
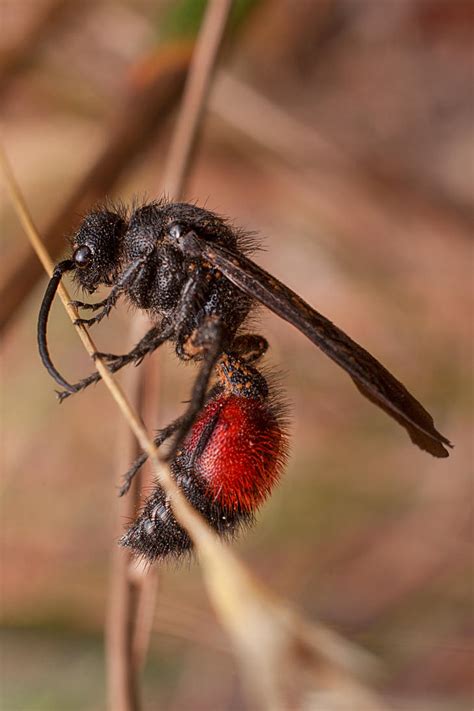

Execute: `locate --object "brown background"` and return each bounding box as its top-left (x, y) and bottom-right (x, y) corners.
top-left (1, 1), bottom-right (472, 709)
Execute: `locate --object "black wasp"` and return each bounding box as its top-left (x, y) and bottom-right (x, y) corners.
top-left (38, 201), bottom-right (452, 559)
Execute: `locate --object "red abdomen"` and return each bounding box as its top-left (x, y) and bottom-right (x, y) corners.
top-left (182, 394), bottom-right (288, 513)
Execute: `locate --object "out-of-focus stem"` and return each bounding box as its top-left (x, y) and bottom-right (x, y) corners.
top-left (164, 0), bottom-right (234, 199)
top-left (109, 2), bottom-right (234, 711)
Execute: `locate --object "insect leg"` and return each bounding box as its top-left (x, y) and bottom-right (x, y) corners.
top-left (69, 298), bottom-right (110, 311)
top-left (74, 257), bottom-right (147, 327)
top-left (93, 321), bottom-right (175, 367)
top-left (56, 323), bottom-right (174, 402)
top-left (167, 316), bottom-right (226, 460)
top-left (57, 272), bottom-right (205, 401)
top-left (118, 418), bottom-right (184, 497)
top-left (95, 268), bottom-right (207, 365)
top-left (119, 383), bottom-right (223, 497)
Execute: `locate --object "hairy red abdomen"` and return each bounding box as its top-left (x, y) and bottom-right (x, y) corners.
top-left (183, 394), bottom-right (287, 513)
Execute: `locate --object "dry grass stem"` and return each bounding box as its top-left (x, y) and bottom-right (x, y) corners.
top-left (1, 95), bottom-right (388, 711)
top-left (1, 144), bottom-right (387, 710)
top-left (0, 145), bottom-right (207, 544)
top-left (0, 145), bottom-right (104, 362)
top-left (112, 0), bottom-right (235, 706)
top-left (163, 0), bottom-right (233, 199)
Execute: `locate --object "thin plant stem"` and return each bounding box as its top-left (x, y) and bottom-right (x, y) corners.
top-left (1, 12), bottom-right (387, 702)
top-left (0, 142), bottom-right (229, 613)
top-left (164, 0), bottom-right (234, 199)
top-left (1, 136), bottom-right (385, 711)
top-left (107, 2), bottom-right (234, 710)
top-left (0, 144), bottom-right (217, 541)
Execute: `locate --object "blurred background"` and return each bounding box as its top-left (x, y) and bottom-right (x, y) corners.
top-left (1, 1), bottom-right (472, 709)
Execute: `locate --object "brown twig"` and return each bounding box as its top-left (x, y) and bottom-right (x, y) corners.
top-left (2, 128), bottom-right (388, 711)
top-left (0, 138), bottom-right (212, 708)
top-left (107, 2), bottom-right (234, 710)
top-left (128, 359), bottom-right (162, 677)
top-left (0, 145), bottom-right (106, 365)
top-left (0, 145), bottom-right (156, 445)
top-left (128, 0), bottom-right (235, 683)
top-left (163, 0), bottom-right (234, 199)
top-left (1, 14), bottom-right (392, 707)
top-left (105, 354), bottom-right (157, 711)
top-left (0, 140), bottom-right (219, 706)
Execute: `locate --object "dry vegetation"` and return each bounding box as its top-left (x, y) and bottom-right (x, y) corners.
top-left (1, 1), bottom-right (472, 710)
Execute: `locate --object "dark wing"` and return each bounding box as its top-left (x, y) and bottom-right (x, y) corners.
top-left (182, 232), bottom-right (452, 457)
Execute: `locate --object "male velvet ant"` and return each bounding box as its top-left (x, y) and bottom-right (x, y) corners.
top-left (38, 201), bottom-right (452, 559)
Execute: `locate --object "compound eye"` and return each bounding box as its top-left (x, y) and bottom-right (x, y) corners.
top-left (73, 245), bottom-right (92, 267)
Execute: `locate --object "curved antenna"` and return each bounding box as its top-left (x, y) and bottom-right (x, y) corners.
top-left (37, 259), bottom-right (77, 392)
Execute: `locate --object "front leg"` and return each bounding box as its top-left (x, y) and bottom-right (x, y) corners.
top-left (57, 322), bottom-right (174, 402)
top-left (73, 256), bottom-right (147, 327)
top-left (58, 271), bottom-right (205, 401)
top-left (94, 321), bottom-right (175, 367)
top-left (73, 294), bottom-right (118, 327)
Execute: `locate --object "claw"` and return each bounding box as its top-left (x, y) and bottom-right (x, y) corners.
top-left (74, 313), bottom-right (106, 327)
top-left (94, 309), bottom-right (111, 325)
top-left (56, 388), bottom-right (75, 403)
top-left (69, 300), bottom-right (91, 310)
top-left (118, 480), bottom-right (131, 497)
top-left (93, 351), bottom-right (121, 362)
top-left (69, 299), bottom-right (108, 312)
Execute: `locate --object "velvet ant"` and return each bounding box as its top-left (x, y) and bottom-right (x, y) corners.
top-left (37, 201), bottom-right (452, 559)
